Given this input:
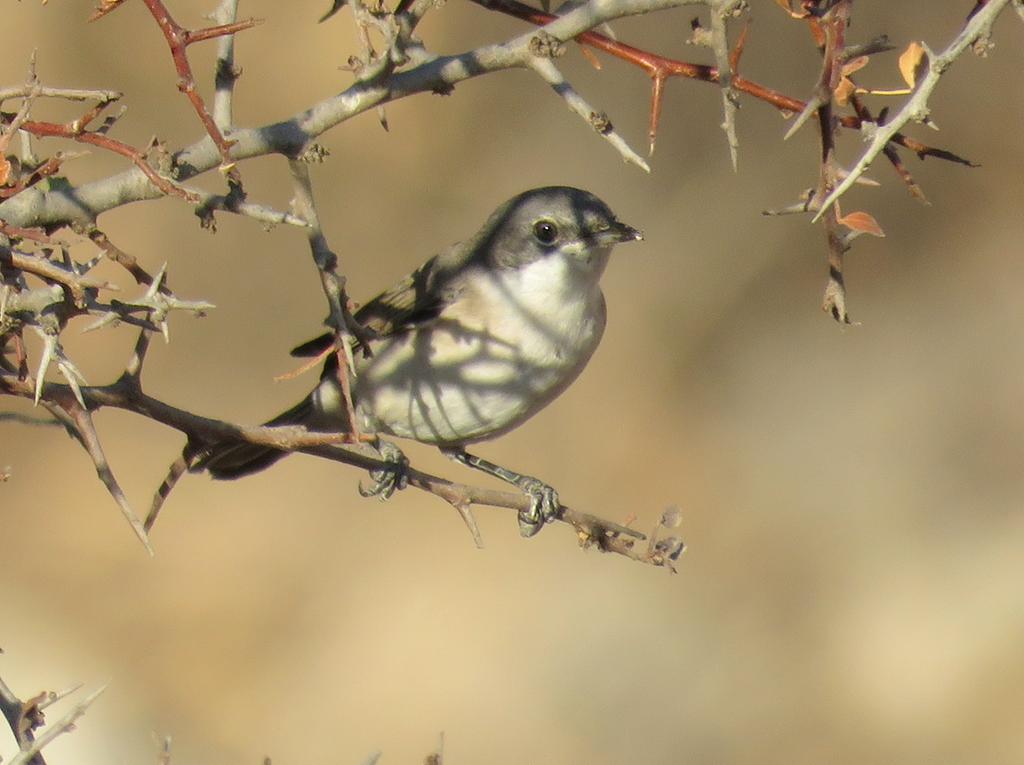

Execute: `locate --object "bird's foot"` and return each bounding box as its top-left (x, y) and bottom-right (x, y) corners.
top-left (443, 449), bottom-right (563, 537)
top-left (358, 439), bottom-right (409, 500)
top-left (514, 475), bottom-right (561, 538)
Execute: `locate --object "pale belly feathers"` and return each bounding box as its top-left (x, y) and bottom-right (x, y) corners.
top-left (351, 253), bottom-right (609, 446)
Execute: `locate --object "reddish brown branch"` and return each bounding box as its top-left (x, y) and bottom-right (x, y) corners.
top-left (0, 155), bottom-right (66, 200)
top-left (87, 229), bottom-right (164, 288)
top-left (813, 2), bottom-right (852, 324)
top-left (19, 117), bottom-right (198, 203)
top-left (849, 94), bottom-right (928, 203)
top-left (133, 0), bottom-right (262, 179)
top-left (0, 222), bottom-right (53, 243)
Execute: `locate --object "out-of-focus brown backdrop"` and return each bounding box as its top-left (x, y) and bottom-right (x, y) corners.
top-left (4, 2), bottom-right (1023, 762)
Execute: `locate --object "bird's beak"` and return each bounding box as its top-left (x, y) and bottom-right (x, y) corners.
top-left (591, 220), bottom-right (643, 246)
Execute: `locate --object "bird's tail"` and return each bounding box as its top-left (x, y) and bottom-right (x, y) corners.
top-left (188, 394), bottom-right (317, 480)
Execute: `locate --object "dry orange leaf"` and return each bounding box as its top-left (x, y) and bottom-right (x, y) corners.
top-left (0, 156), bottom-right (10, 187)
top-left (899, 41), bottom-right (928, 89)
top-left (834, 77), bottom-right (856, 105)
top-left (838, 210), bottom-right (886, 237)
top-left (842, 56), bottom-right (870, 76)
top-left (834, 57), bottom-right (869, 105)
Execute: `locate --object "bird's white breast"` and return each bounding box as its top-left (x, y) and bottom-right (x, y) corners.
top-left (353, 251), bottom-right (610, 445)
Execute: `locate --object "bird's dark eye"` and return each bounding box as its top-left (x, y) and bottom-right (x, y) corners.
top-left (532, 220), bottom-right (559, 245)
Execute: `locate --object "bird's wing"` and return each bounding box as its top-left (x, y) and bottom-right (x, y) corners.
top-left (353, 253), bottom-right (450, 337)
top-left (290, 249), bottom-right (463, 358)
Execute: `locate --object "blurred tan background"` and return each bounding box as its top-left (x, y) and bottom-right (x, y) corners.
top-left (3, 1), bottom-right (1024, 763)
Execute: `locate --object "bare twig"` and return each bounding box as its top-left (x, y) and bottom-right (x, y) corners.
top-left (848, 94), bottom-right (928, 204)
top-left (0, 250), bottom-right (113, 301)
top-left (89, 0), bottom-right (129, 22)
top-left (0, 85), bottom-right (121, 104)
top-left (287, 159), bottom-right (364, 438)
top-left (709, 0), bottom-right (744, 170)
top-left (33, 384), bottom-right (153, 553)
top-left (35, 684), bottom-right (86, 712)
top-left (132, 0), bottom-right (263, 177)
top-left (211, 0), bottom-right (242, 132)
top-left (0, 223), bottom-right (52, 243)
top-left (87, 229), bottom-right (162, 287)
top-left (809, 1), bottom-right (853, 323)
top-left (0, 674), bottom-right (47, 765)
top-left (528, 55), bottom-right (650, 170)
top-left (191, 187), bottom-right (310, 229)
top-left (20, 116), bottom-right (199, 203)
top-left (8, 684), bottom-right (107, 765)
top-left (69, 404), bottom-right (153, 553)
top-left (0, 154), bottom-right (71, 201)
top-left (82, 263), bottom-right (215, 341)
top-left (31, 327), bottom-right (87, 406)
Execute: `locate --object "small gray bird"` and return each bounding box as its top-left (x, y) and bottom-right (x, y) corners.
top-left (193, 186), bottom-right (642, 535)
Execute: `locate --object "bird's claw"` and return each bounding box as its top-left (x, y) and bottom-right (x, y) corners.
top-left (358, 440), bottom-right (409, 501)
top-left (442, 449), bottom-right (562, 538)
top-left (515, 476), bottom-right (560, 538)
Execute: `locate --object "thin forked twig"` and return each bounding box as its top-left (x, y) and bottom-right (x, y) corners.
top-left (126, 0), bottom-right (263, 178)
top-left (528, 55), bottom-right (650, 170)
top-left (287, 159), bottom-right (364, 439)
top-left (21, 116), bottom-right (199, 203)
top-left (8, 684), bottom-right (107, 765)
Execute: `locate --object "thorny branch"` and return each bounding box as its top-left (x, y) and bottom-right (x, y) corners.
top-left (1, 0), bottom-right (993, 230)
top-left (2, 218), bottom-right (211, 547)
top-left (3, 0), bottom-right (706, 230)
top-left (1, 672), bottom-right (105, 765)
top-left (469, 0), bottom-right (1012, 319)
top-left (782, 0), bottom-right (1010, 320)
top-left (813, 0), bottom-right (1014, 219)
top-left (2, 0), bottom-right (1019, 567)
top-left (788, 0), bottom-right (860, 324)
top-left (93, 0), bottom-right (262, 184)
top-left (287, 157), bottom-right (364, 440)
top-left (2, 1), bottom-right (643, 564)
top-left (20, 114), bottom-right (200, 203)
top-left (0, 356), bottom-right (681, 569)
top-left (0, 674), bottom-right (45, 765)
